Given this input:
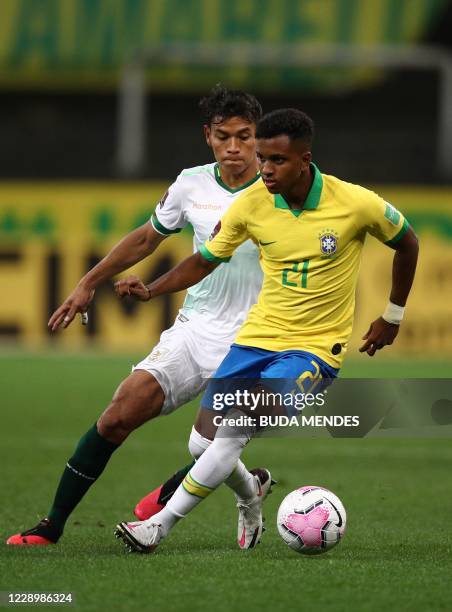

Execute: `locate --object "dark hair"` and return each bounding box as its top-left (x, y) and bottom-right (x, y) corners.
top-left (256, 108), bottom-right (315, 145)
top-left (199, 84), bottom-right (262, 126)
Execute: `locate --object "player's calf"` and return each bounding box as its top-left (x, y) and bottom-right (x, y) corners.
top-left (134, 420), bottom-right (214, 519)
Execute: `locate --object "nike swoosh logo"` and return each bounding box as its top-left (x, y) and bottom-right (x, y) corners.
top-left (327, 499), bottom-right (343, 528)
top-left (239, 526), bottom-right (246, 548)
top-left (259, 240), bottom-right (276, 246)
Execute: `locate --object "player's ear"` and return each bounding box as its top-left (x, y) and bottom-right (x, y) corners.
top-left (204, 125), bottom-right (212, 147)
top-left (301, 151), bottom-right (312, 168)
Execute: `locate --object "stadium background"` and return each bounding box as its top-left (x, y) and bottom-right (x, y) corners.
top-left (1, 2), bottom-right (452, 611)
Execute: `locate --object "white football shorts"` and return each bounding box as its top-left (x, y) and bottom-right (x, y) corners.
top-left (133, 312), bottom-right (236, 415)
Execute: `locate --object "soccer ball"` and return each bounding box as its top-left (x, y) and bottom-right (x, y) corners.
top-left (277, 486), bottom-right (346, 555)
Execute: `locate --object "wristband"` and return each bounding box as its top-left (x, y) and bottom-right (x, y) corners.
top-left (382, 301), bottom-right (405, 325)
top-left (145, 286), bottom-right (152, 300)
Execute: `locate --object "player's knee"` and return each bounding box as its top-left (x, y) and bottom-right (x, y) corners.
top-left (193, 409), bottom-right (218, 440)
top-left (97, 402), bottom-right (130, 442)
top-left (98, 373), bottom-right (165, 442)
top-left (188, 426), bottom-right (212, 460)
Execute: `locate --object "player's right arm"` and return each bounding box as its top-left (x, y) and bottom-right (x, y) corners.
top-left (48, 223), bottom-right (167, 331)
top-left (49, 176), bottom-right (189, 331)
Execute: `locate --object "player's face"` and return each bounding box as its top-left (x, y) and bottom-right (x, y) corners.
top-left (205, 116), bottom-right (256, 174)
top-left (257, 135), bottom-right (311, 194)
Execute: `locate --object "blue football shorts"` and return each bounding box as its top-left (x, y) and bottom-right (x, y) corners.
top-left (201, 343), bottom-right (339, 416)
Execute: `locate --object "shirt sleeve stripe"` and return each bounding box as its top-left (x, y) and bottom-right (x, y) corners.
top-left (385, 218), bottom-right (410, 247)
top-left (199, 242), bottom-right (231, 263)
top-left (151, 213), bottom-right (182, 236)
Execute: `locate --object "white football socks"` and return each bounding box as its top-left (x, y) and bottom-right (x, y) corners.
top-left (188, 426), bottom-right (211, 460)
top-left (147, 426), bottom-right (254, 536)
top-left (225, 460), bottom-right (256, 501)
top-left (187, 426), bottom-right (255, 499)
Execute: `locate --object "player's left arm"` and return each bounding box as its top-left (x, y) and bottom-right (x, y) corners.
top-left (360, 202), bottom-right (419, 356)
top-left (115, 196), bottom-right (250, 301)
top-left (115, 252), bottom-right (219, 300)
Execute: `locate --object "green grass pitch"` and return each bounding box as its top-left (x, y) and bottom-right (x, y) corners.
top-left (1, 352), bottom-right (452, 611)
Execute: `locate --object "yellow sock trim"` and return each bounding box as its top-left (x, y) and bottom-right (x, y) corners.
top-left (182, 472), bottom-right (214, 499)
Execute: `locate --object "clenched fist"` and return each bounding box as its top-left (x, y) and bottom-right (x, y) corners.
top-left (114, 275), bottom-right (151, 301)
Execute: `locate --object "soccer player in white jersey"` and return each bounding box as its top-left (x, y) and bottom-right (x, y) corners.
top-left (7, 85), bottom-right (271, 548)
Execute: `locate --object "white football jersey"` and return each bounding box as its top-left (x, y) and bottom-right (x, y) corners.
top-left (150, 162), bottom-right (263, 335)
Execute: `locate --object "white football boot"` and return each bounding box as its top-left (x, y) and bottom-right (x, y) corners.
top-left (114, 520), bottom-right (163, 554)
top-left (236, 468), bottom-right (276, 549)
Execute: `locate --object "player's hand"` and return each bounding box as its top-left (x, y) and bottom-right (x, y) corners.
top-left (359, 317), bottom-right (400, 357)
top-left (48, 283), bottom-right (95, 332)
top-left (114, 275), bottom-right (151, 302)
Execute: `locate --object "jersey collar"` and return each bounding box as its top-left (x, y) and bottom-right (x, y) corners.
top-left (274, 163), bottom-right (323, 215)
top-left (214, 163), bottom-right (261, 193)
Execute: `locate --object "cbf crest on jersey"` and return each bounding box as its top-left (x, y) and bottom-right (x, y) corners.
top-left (319, 229), bottom-right (339, 257)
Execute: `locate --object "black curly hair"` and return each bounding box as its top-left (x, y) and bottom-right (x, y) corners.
top-left (199, 84), bottom-right (262, 126)
top-left (256, 108), bottom-right (314, 146)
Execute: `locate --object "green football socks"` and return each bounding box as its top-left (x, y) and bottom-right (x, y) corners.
top-left (47, 424), bottom-right (119, 535)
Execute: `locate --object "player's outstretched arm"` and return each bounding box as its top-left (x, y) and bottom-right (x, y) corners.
top-left (115, 252), bottom-right (219, 301)
top-left (48, 223), bottom-right (166, 331)
top-left (360, 227), bottom-right (419, 356)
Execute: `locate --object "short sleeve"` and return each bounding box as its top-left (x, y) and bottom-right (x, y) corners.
top-left (199, 197), bottom-right (250, 264)
top-left (150, 174), bottom-right (188, 235)
top-left (365, 194), bottom-right (410, 247)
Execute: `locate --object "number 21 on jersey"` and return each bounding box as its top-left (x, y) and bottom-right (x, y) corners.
top-left (282, 260), bottom-right (310, 288)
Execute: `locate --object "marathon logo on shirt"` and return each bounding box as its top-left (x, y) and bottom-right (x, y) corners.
top-left (384, 202), bottom-right (401, 226)
top-left (193, 203), bottom-right (222, 211)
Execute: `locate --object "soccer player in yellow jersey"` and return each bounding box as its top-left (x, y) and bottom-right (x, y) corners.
top-left (114, 108), bottom-right (419, 553)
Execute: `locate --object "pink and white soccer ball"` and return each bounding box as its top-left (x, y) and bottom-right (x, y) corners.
top-left (277, 486), bottom-right (346, 555)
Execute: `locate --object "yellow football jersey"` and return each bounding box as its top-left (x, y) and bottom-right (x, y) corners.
top-left (200, 163), bottom-right (409, 368)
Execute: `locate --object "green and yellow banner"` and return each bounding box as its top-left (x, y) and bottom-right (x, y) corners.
top-left (0, 182), bottom-right (451, 355)
top-left (0, 0), bottom-right (447, 91)
top-left (0, 182), bottom-right (191, 350)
